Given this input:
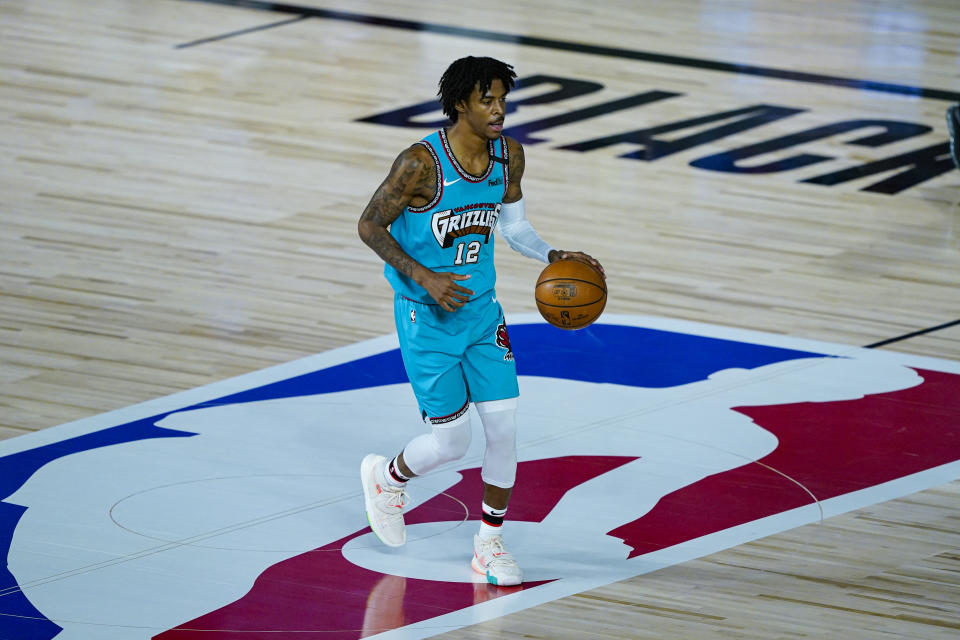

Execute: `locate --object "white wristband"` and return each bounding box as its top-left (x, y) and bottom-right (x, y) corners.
top-left (497, 198), bottom-right (553, 263)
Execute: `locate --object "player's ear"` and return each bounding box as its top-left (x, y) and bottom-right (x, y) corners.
top-left (456, 84), bottom-right (477, 115)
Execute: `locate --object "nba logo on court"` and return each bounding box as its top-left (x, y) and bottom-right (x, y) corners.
top-left (1, 315), bottom-right (959, 638)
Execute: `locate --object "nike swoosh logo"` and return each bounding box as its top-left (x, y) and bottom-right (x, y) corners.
top-left (443, 178), bottom-right (461, 187)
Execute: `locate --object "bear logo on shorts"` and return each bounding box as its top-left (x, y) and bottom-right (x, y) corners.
top-left (496, 322), bottom-right (514, 362)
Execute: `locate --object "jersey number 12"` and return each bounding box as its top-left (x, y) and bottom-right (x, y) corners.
top-left (454, 240), bottom-right (481, 265)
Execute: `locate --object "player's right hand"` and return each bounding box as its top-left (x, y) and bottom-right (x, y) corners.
top-left (421, 272), bottom-right (474, 311)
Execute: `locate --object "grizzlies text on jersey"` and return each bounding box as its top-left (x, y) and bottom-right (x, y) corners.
top-left (385, 129), bottom-right (509, 303)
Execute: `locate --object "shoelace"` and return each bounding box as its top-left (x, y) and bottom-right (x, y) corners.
top-left (378, 486), bottom-right (408, 512)
top-left (480, 537), bottom-right (516, 566)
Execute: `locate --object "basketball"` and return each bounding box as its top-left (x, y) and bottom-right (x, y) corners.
top-left (535, 259), bottom-right (606, 330)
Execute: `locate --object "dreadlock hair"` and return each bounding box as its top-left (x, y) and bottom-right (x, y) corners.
top-left (438, 56), bottom-right (517, 123)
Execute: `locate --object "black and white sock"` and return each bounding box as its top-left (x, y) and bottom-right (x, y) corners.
top-left (479, 501), bottom-right (507, 539)
top-left (381, 455), bottom-right (409, 488)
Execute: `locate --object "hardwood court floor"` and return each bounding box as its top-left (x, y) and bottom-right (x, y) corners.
top-left (1, 0), bottom-right (959, 637)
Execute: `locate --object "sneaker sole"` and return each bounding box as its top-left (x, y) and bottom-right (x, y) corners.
top-left (471, 556), bottom-right (522, 586)
top-left (360, 454), bottom-right (405, 548)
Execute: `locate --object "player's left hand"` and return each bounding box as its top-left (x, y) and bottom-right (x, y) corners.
top-left (550, 250), bottom-right (605, 279)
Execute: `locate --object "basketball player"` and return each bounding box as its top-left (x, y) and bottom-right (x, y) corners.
top-left (948, 104), bottom-right (959, 170)
top-left (357, 56), bottom-right (604, 586)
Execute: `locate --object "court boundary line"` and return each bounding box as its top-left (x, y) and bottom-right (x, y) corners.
top-left (177, 0), bottom-right (960, 102)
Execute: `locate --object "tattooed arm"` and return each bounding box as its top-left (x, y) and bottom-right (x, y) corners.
top-left (358, 144), bottom-right (475, 311)
top-left (504, 135), bottom-right (525, 205)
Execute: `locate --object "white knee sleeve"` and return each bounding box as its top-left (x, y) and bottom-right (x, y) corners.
top-left (476, 398), bottom-right (518, 488)
top-left (402, 413), bottom-right (472, 476)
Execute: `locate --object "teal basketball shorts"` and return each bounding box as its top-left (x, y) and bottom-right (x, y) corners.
top-left (394, 291), bottom-right (519, 424)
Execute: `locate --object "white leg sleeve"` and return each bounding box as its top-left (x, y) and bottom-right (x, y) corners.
top-left (476, 398), bottom-right (519, 488)
top-left (402, 413), bottom-right (472, 477)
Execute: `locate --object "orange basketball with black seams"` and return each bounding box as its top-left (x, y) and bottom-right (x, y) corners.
top-left (535, 259), bottom-right (607, 330)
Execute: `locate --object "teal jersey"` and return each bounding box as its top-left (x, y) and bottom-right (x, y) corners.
top-left (385, 129), bottom-right (509, 303)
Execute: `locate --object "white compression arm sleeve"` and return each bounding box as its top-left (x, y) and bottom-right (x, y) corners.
top-left (497, 198), bottom-right (553, 263)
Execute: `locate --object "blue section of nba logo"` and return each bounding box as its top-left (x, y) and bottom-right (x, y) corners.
top-left (0, 419), bottom-right (193, 639)
top-left (190, 324), bottom-right (824, 407)
top-left (0, 500), bottom-right (62, 638)
top-left (0, 322), bottom-right (824, 638)
top-left (205, 350), bottom-right (409, 406)
top-left (510, 323), bottom-right (821, 387)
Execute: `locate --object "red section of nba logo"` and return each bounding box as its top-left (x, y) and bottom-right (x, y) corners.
top-left (156, 456), bottom-right (635, 639)
top-left (608, 368), bottom-right (960, 557)
top-left (154, 368), bottom-right (960, 637)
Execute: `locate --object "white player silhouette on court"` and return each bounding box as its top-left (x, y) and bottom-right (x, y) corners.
top-left (6, 354), bottom-right (920, 638)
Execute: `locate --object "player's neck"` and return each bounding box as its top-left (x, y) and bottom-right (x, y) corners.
top-left (446, 123), bottom-right (491, 173)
